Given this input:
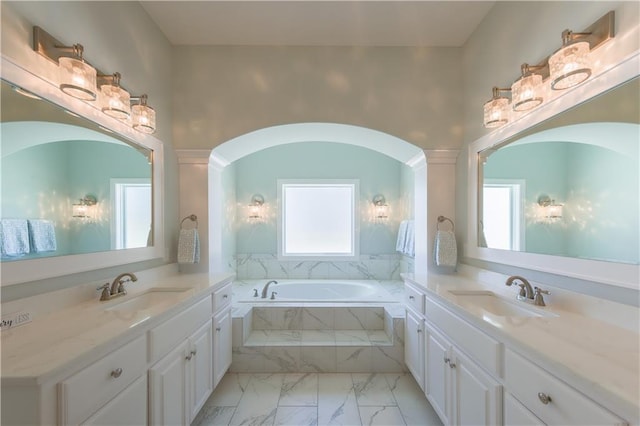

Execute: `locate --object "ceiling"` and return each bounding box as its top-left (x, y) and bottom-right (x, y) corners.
top-left (140, 1), bottom-right (495, 47)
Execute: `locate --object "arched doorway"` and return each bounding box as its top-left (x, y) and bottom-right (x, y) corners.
top-left (208, 122), bottom-right (427, 276)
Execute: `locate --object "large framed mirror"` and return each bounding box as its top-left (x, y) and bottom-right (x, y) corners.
top-left (467, 52), bottom-right (639, 289)
top-left (0, 56), bottom-right (164, 286)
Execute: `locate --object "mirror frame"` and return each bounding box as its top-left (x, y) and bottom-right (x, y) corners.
top-left (466, 51), bottom-right (639, 290)
top-left (1, 55), bottom-right (165, 286)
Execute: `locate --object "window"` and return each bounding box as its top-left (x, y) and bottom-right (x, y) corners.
top-left (111, 178), bottom-right (152, 249)
top-left (482, 180), bottom-right (524, 251)
top-left (278, 179), bottom-right (359, 260)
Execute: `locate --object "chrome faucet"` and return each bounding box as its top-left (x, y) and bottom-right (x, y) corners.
top-left (98, 272), bottom-right (138, 301)
top-left (505, 275), bottom-right (534, 300)
top-left (261, 280), bottom-right (277, 299)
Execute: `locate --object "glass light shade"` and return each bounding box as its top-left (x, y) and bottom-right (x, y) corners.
top-left (132, 104), bottom-right (156, 134)
top-left (59, 57), bottom-right (97, 101)
top-left (483, 97), bottom-right (510, 128)
top-left (549, 41), bottom-right (592, 90)
top-left (511, 74), bottom-right (544, 111)
top-left (374, 203), bottom-right (388, 219)
top-left (546, 202), bottom-right (563, 220)
top-left (72, 203), bottom-right (88, 218)
top-left (248, 203), bottom-right (262, 219)
top-left (99, 84), bottom-right (131, 120)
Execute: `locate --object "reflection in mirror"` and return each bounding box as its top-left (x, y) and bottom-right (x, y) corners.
top-left (1, 79), bottom-right (153, 262)
top-left (478, 76), bottom-right (639, 265)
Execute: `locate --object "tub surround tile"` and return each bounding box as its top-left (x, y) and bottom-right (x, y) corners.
top-left (245, 329), bottom-right (270, 346)
top-left (372, 346), bottom-right (406, 373)
top-left (336, 347), bottom-right (373, 373)
top-left (231, 346), bottom-right (265, 372)
top-left (335, 330), bottom-right (369, 345)
top-left (263, 346), bottom-right (300, 372)
top-left (303, 307), bottom-right (335, 330)
top-left (272, 307), bottom-right (304, 330)
top-left (366, 330), bottom-right (391, 345)
top-left (301, 347), bottom-right (337, 373)
top-left (269, 330), bottom-right (302, 346)
top-left (302, 330), bottom-right (336, 345)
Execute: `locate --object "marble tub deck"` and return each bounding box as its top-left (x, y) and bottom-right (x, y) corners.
top-left (192, 372), bottom-right (442, 426)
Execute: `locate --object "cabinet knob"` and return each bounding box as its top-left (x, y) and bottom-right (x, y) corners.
top-left (223, 294), bottom-right (229, 299)
top-left (191, 350), bottom-right (197, 356)
top-left (449, 362), bottom-right (456, 369)
top-left (538, 392), bottom-right (552, 405)
top-left (444, 357), bottom-right (450, 364)
top-left (417, 328), bottom-right (422, 333)
top-left (216, 327), bottom-right (221, 332)
top-left (409, 295), bottom-right (415, 300)
top-left (110, 368), bottom-right (123, 378)
top-left (186, 353), bottom-right (193, 361)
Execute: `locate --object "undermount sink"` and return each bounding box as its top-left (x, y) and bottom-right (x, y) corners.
top-left (104, 287), bottom-right (190, 312)
top-left (447, 290), bottom-right (557, 318)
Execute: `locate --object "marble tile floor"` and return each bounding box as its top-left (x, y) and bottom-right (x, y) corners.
top-left (192, 372), bottom-right (442, 426)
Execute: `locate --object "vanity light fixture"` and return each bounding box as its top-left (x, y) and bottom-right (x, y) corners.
top-left (131, 95), bottom-right (156, 134)
top-left (33, 27), bottom-right (98, 101)
top-left (32, 26), bottom-right (157, 135)
top-left (483, 87), bottom-right (511, 128)
top-left (248, 194), bottom-right (265, 219)
top-left (511, 64), bottom-right (546, 112)
top-left (372, 194), bottom-right (389, 219)
top-left (98, 72), bottom-right (131, 120)
top-left (537, 194), bottom-right (563, 222)
top-left (72, 195), bottom-right (98, 218)
top-left (483, 11), bottom-right (615, 127)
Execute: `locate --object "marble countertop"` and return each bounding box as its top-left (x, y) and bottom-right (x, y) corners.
top-left (402, 271), bottom-right (640, 423)
top-left (1, 271), bottom-right (234, 385)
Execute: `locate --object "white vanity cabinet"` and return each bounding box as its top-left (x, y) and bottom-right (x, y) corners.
top-left (148, 296), bottom-right (214, 425)
top-left (424, 322), bottom-right (502, 426)
top-left (212, 282), bottom-right (233, 388)
top-left (404, 282), bottom-right (426, 390)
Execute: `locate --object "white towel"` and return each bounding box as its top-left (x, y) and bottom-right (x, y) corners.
top-left (0, 219), bottom-right (30, 257)
top-left (434, 230), bottom-right (457, 267)
top-left (27, 219), bottom-right (57, 252)
top-left (396, 220), bottom-right (409, 253)
top-left (404, 220), bottom-right (415, 257)
top-left (177, 228), bottom-right (200, 264)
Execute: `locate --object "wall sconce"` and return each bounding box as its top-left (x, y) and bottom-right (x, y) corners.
top-left (483, 11), bottom-right (614, 128)
top-left (33, 26), bottom-right (157, 134)
top-left (537, 194), bottom-right (563, 222)
top-left (98, 72), bottom-right (131, 120)
top-left (372, 194), bottom-right (389, 219)
top-left (483, 87), bottom-right (511, 128)
top-left (72, 195), bottom-right (97, 218)
top-left (248, 194), bottom-right (265, 219)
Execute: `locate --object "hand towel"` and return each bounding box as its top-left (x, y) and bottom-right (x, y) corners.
top-left (434, 230), bottom-right (457, 267)
top-left (404, 220), bottom-right (415, 257)
top-left (396, 220), bottom-right (409, 253)
top-left (0, 219), bottom-right (30, 257)
top-left (27, 219), bottom-right (57, 252)
top-left (178, 228), bottom-right (200, 264)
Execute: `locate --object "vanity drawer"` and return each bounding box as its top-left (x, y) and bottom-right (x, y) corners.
top-left (505, 348), bottom-right (626, 426)
top-left (148, 296), bottom-right (212, 363)
top-left (405, 282), bottom-right (425, 315)
top-left (213, 282), bottom-right (232, 313)
top-left (425, 296), bottom-right (501, 376)
top-left (59, 335), bottom-right (147, 425)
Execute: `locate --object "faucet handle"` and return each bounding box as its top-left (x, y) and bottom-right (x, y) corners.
top-left (97, 283), bottom-right (110, 291)
top-left (253, 289), bottom-right (259, 297)
top-left (97, 283), bottom-right (111, 301)
top-left (533, 287), bottom-right (550, 306)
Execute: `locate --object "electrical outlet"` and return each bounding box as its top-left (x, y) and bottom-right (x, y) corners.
top-left (0, 311), bottom-right (32, 330)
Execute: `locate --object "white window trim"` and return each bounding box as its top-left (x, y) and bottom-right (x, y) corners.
top-left (483, 178), bottom-right (526, 251)
top-left (277, 178), bottom-right (360, 261)
top-left (110, 178), bottom-right (152, 250)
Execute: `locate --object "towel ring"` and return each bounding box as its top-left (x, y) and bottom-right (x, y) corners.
top-left (437, 215), bottom-right (455, 232)
top-left (180, 214), bottom-right (198, 229)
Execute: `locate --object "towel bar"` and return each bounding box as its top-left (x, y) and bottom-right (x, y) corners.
top-left (180, 214), bottom-right (198, 229)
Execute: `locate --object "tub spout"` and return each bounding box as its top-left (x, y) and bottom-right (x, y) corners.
top-left (261, 280), bottom-right (278, 298)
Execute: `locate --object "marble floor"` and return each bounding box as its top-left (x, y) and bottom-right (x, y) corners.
top-left (192, 372), bottom-right (443, 426)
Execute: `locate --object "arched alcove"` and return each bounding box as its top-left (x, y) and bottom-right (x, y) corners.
top-left (208, 122), bottom-right (428, 276)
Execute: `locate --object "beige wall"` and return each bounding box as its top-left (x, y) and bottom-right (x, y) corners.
top-left (457, 1), bottom-right (640, 246)
top-left (172, 46), bottom-right (463, 150)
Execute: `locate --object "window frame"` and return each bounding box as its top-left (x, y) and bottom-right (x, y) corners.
top-left (482, 179), bottom-right (526, 251)
top-left (277, 178), bottom-right (360, 261)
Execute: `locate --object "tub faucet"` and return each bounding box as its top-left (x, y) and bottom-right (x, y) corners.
top-left (261, 280), bottom-right (277, 298)
top-left (505, 275), bottom-right (534, 300)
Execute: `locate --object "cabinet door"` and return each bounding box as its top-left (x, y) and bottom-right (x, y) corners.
top-left (149, 340), bottom-right (189, 426)
top-left (189, 319), bottom-right (214, 422)
top-left (213, 307), bottom-right (232, 388)
top-left (425, 325), bottom-right (451, 425)
top-left (504, 392), bottom-right (545, 426)
top-left (405, 309), bottom-right (425, 390)
top-left (452, 348), bottom-right (502, 426)
top-left (81, 375), bottom-right (147, 426)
